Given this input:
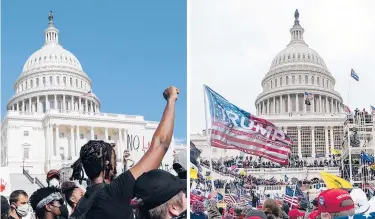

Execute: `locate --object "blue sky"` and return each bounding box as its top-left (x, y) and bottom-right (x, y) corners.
top-left (1, 1), bottom-right (187, 143)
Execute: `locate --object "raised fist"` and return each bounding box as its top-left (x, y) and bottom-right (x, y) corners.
top-left (163, 86), bottom-right (179, 101)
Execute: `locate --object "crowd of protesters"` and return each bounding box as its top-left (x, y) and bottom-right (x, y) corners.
top-left (1, 86), bottom-right (187, 219)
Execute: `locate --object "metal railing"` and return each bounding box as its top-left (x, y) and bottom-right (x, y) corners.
top-left (35, 177), bottom-right (45, 188)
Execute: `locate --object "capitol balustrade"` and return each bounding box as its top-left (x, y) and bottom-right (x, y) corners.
top-left (5, 109), bottom-right (158, 125)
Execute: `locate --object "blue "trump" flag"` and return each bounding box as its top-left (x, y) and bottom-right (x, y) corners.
top-left (204, 85), bottom-right (293, 165)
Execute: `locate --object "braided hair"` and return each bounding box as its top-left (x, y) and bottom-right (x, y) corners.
top-left (70, 140), bottom-right (117, 184)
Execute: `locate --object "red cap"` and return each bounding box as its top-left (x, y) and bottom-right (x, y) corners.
top-left (288, 209), bottom-right (305, 219)
top-left (47, 169), bottom-right (60, 180)
top-left (308, 210), bottom-right (319, 219)
top-left (317, 189), bottom-right (354, 213)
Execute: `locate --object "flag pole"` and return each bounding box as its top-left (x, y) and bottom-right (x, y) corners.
top-left (347, 70), bottom-right (351, 105)
top-left (203, 85), bottom-right (215, 189)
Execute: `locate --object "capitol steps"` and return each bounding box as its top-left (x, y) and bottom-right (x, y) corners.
top-left (10, 174), bottom-right (40, 197)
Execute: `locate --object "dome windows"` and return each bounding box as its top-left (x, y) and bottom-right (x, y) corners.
top-left (30, 79), bottom-right (33, 88)
top-left (298, 75), bottom-right (302, 84)
top-left (49, 76), bottom-right (53, 85)
top-left (317, 77), bottom-right (320, 85)
top-left (308, 54), bottom-right (310, 60)
top-left (57, 76), bottom-right (60, 85)
top-left (43, 77), bottom-right (46, 86)
top-left (70, 77), bottom-right (73, 86)
top-left (286, 76), bottom-right (289, 85)
top-left (275, 78), bottom-right (277, 87)
top-left (76, 79), bottom-right (78, 87)
top-left (293, 54), bottom-right (295, 59)
top-left (36, 78), bottom-right (39, 87)
top-left (292, 75), bottom-right (295, 84)
top-left (298, 53), bottom-right (300, 58)
top-left (311, 76), bottom-right (314, 85)
top-left (288, 55), bottom-right (290, 60)
top-left (63, 76), bottom-right (66, 85)
top-left (303, 54), bottom-right (305, 59)
top-left (280, 77), bottom-right (283, 86)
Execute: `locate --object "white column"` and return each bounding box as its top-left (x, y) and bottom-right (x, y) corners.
top-left (90, 127), bottom-right (94, 140)
top-left (63, 95), bottom-right (66, 110)
top-left (325, 96), bottom-right (329, 113)
top-left (319, 95), bottom-right (322, 113)
top-left (288, 94), bottom-right (291, 113)
top-left (85, 98), bottom-right (88, 113)
top-left (29, 98), bottom-right (32, 112)
top-left (37, 96), bottom-right (40, 113)
top-left (76, 126), bottom-right (80, 156)
top-left (118, 129), bottom-right (122, 160)
top-left (70, 126), bottom-right (74, 158)
top-left (45, 95), bottom-right (49, 110)
top-left (267, 99), bottom-right (270, 114)
top-left (303, 95), bottom-right (307, 113)
top-left (17, 102), bottom-right (20, 111)
top-left (331, 99), bottom-right (334, 113)
top-left (335, 101), bottom-right (338, 114)
top-left (45, 125), bottom-right (49, 160)
top-left (280, 95), bottom-right (283, 114)
top-left (54, 95), bottom-right (57, 109)
top-left (263, 101), bottom-right (265, 114)
top-left (311, 127), bottom-right (316, 158)
top-left (297, 126), bottom-right (302, 158)
top-left (330, 126), bottom-right (334, 150)
top-left (79, 97), bottom-right (82, 111)
top-left (71, 96), bottom-right (74, 111)
top-left (22, 100), bottom-right (25, 112)
top-left (273, 97), bottom-right (276, 114)
top-left (104, 127), bottom-right (109, 141)
top-left (311, 94), bottom-right (315, 113)
top-left (296, 94), bottom-right (299, 112)
top-left (325, 126), bottom-right (329, 157)
top-left (55, 125), bottom-right (59, 157)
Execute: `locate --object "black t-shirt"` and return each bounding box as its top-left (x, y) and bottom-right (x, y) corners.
top-left (86, 170), bottom-right (136, 219)
top-left (70, 182), bottom-right (105, 218)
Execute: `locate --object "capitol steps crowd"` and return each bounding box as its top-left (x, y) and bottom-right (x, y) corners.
top-left (1, 87), bottom-right (187, 219)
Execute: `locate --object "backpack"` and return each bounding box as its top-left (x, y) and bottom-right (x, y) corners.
top-left (68, 183), bottom-right (105, 219)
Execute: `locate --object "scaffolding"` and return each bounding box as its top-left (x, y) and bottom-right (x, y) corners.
top-left (341, 114), bottom-right (375, 191)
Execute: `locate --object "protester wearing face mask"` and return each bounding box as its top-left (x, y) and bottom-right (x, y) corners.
top-left (46, 170), bottom-right (61, 188)
top-left (1, 195), bottom-right (10, 219)
top-left (30, 187), bottom-right (69, 219)
top-left (9, 190), bottom-right (29, 219)
top-left (61, 181), bottom-right (84, 215)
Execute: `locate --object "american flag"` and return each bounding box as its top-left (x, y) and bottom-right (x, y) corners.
top-left (84, 90), bottom-right (92, 96)
top-left (204, 85), bottom-right (292, 165)
top-left (304, 92), bottom-right (313, 100)
top-left (342, 104), bottom-right (351, 114)
top-left (371, 105), bottom-right (375, 115)
top-left (351, 69), bottom-right (359, 81)
top-left (283, 186), bottom-right (303, 206)
top-left (224, 193), bottom-right (238, 206)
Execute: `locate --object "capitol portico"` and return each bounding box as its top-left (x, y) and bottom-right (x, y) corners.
top-left (191, 10), bottom-right (346, 168)
top-left (1, 14), bottom-right (177, 177)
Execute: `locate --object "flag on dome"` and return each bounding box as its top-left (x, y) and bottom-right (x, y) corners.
top-left (371, 105), bottom-right (375, 115)
top-left (304, 92), bottom-right (313, 105)
top-left (351, 69), bottom-right (359, 81)
top-left (84, 90), bottom-right (92, 96)
top-left (342, 104), bottom-right (351, 114)
top-left (204, 85), bottom-right (293, 165)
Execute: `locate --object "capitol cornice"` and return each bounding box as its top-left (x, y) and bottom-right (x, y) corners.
top-left (7, 88), bottom-right (100, 108)
top-left (254, 86), bottom-right (343, 104)
top-left (2, 110), bottom-right (157, 130)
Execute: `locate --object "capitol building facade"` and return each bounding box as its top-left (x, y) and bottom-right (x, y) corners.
top-left (1, 16), bottom-right (178, 176)
top-left (191, 11), bottom-right (345, 177)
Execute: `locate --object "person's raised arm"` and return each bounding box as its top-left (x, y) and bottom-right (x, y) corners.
top-left (129, 86), bottom-right (179, 179)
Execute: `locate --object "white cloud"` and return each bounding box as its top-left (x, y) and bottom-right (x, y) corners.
top-left (189, 0), bottom-right (375, 133)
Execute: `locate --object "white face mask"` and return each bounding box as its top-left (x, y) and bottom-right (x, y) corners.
top-left (49, 178), bottom-right (60, 187)
top-left (15, 204), bottom-right (29, 217)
